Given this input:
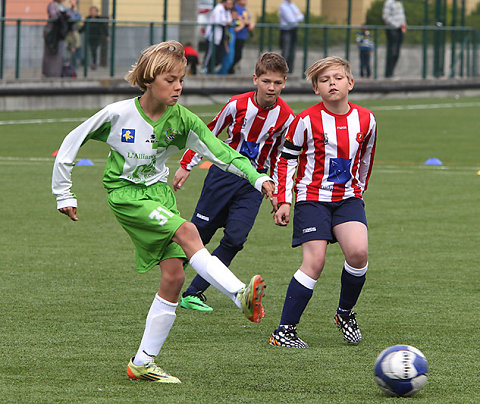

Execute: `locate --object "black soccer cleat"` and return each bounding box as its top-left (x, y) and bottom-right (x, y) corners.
top-left (269, 325), bottom-right (309, 348)
top-left (334, 311), bottom-right (362, 344)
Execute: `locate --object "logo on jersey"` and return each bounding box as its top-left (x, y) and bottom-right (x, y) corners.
top-left (146, 134), bottom-right (158, 144)
top-left (356, 132), bottom-right (365, 143)
top-left (121, 129), bottom-right (135, 143)
top-left (320, 133), bottom-right (329, 145)
top-left (165, 128), bottom-right (180, 144)
top-left (328, 158), bottom-right (352, 184)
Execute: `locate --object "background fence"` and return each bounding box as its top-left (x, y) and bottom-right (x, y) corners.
top-left (0, 17), bottom-right (478, 81)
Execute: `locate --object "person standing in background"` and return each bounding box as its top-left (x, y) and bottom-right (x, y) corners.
top-left (203, 0), bottom-right (233, 74)
top-left (228, 0), bottom-right (255, 74)
top-left (65, 0), bottom-right (82, 75)
top-left (80, 5), bottom-right (109, 70)
top-left (382, 0), bottom-right (407, 78)
top-left (278, 0), bottom-right (304, 74)
top-left (42, 0), bottom-right (69, 77)
top-left (356, 26), bottom-right (374, 79)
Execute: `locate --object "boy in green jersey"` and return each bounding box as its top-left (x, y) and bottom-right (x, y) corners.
top-left (52, 41), bottom-right (273, 383)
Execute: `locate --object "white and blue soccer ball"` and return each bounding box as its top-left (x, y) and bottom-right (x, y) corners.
top-left (374, 345), bottom-right (429, 397)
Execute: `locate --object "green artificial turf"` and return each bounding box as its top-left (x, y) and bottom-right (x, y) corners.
top-left (0, 97), bottom-right (479, 403)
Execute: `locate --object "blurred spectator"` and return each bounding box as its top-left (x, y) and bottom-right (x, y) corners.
top-left (228, 0), bottom-right (254, 74)
top-left (42, 0), bottom-right (70, 77)
top-left (80, 6), bottom-right (109, 70)
top-left (383, 0), bottom-right (407, 78)
top-left (202, 0), bottom-right (233, 74)
top-left (278, 0), bottom-right (304, 74)
top-left (356, 26), bottom-right (374, 79)
top-left (217, 8), bottom-right (245, 74)
top-left (64, 0), bottom-right (82, 76)
top-left (184, 42), bottom-right (199, 75)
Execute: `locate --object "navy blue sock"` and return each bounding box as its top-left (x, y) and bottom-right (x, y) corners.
top-left (338, 267), bottom-right (366, 313)
top-left (279, 276), bottom-right (314, 326)
top-left (184, 274), bottom-right (211, 296)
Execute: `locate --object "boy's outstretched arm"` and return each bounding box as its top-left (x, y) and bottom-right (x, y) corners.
top-left (172, 166), bottom-right (191, 191)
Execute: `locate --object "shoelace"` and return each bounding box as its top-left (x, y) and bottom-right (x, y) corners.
top-left (145, 362), bottom-right (167, 375)
top-left (196, 292), bottom-right (208, 303)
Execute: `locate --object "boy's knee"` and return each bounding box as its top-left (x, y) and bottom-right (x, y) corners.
top-left (176, 221), bottom-right (199, 239)
top-left (221, 232), bottom-right (246, 252)
top-left (345, 250), bottom-right (368, 273)
top-left (164, 266), bottom-right (186, 287)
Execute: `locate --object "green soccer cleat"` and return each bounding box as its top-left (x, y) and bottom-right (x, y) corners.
top-left (237, 275), bottom-right (266, 323)
top-left (180, 293), bottom-right (213, 312)
top-left (127, 357), bottom-right (181, 383)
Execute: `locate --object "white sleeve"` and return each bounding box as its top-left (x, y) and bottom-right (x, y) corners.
top-left (52, 107), bottom-right (111, 210)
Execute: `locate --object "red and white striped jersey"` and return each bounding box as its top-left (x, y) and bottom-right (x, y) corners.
top-left (275, 102), bottom-right (377, 204)
top-left (180, 91), bottom-right (294, 174)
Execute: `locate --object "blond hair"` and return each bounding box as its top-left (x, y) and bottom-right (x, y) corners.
top-left (305, 56), bottom-right (354, 86)
top-left (125, 41), bottom-right (187, 91)
top-left (255, 52), bottom-right (289, 77)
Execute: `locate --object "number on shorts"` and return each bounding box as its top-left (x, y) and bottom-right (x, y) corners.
top-left (149, 206), bottom-right (174, 226)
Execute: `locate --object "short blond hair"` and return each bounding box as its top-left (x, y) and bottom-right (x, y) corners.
top-left (125, 41), bottom-right (187, 91)
top-left (305, 56), bottom-right (353, 86)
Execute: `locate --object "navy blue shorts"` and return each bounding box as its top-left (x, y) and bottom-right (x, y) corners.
top-left (191, 164), bottom-right (263, 245)
top-left (292, 197), bottom-right (367, 247)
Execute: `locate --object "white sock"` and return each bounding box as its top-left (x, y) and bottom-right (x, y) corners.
top-left (189, 248), bottom-right (245, 307)
top-left (294, 269), bottom-right (317, 290)
top-left (133, 294), bottom-right (177, 366)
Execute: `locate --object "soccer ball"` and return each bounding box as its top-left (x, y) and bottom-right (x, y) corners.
top-left (374, 345), bottom-right (429, 397)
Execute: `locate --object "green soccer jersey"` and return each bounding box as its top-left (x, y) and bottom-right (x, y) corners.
top-left (52, 98), bottom-right (270, 209)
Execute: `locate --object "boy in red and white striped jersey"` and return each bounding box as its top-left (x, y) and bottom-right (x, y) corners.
top-left (270, 56), bottom-right (377, 348)
top-left (173, 52), bottom-right (294, 312)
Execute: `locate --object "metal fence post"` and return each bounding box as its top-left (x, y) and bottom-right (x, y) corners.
top-left (0, 0), bottom-right (6, 79)
top-left (345, 0), bottom-right (352, 60)
top-left (150, 22), bottom-right (155, 45)
top-left (259, 0), bottom-right (266, 53)
top-left (323, 27), bottom-right (328, 58)
top-left (268, 25), bottom-right (273, 51)
top-left (302, 0), bottom-right (310, 77)
top-left (110, 1), bottom-right (117, 77)
top-left (450, 0), bottom-right (457, 77)
top-left (163, 0), bottom-right (168, 41)
top-left (83, 21), bottom-right (90, 78)
top-left (422, 0), bottom-right (429, 79)
top-left (15, 19), bottom-right (21, 79)
top-left (474, 29), bottom-right (479, 76)
top-left (373, 27), bottom-right (378, 80)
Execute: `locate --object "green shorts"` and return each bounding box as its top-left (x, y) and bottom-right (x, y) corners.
top-left (107, 181), bottom-right (187, 273)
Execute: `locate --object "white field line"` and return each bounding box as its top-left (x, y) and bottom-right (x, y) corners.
top-left (1, 101), bottom-right (480, 126)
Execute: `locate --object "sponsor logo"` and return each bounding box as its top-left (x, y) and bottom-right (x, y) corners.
top-left (145, 134), bottom-right (158, 144)
top-left (302, 227), bottom-right (317, 234)
top-left (121, 129), bottom-right (135, 143)
top-left (337, 126), bottom-right (347, 130)
top-left (128, 156), bottom-right (157, 181)
top-left (165, 128), bottom-right (180, 144)
top-left (126, 152), bottom-right (155, 160)
top-left (195, 213), bottom-right (210, 221)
